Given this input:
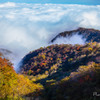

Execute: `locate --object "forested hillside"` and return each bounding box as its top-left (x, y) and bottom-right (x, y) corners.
top-left (21, 42), bottom-right (100, 77)
top-left (19, 42), bottom-right (100, 100)
top-left (0, 55), bottom-right (43, 100)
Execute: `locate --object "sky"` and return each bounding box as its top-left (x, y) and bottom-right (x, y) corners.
top-left (0, 1), bottom-right (100, 70)
top-left (0, 0), bottom-right (100, 5)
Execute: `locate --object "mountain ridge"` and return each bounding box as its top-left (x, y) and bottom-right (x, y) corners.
top-left (51, 27), bottom-right (100, 43)
top-left (20, 42), bottom-right (100, 78)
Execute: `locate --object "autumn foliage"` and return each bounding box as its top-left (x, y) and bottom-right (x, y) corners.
top-left (19, 42), bottom-right (100, 100)
top-left (42, 63), bottom-right (100, 100)
top-left (0, 57), bottom-right (43, 99)
top-left (21, 42), bottom-right (100, 77)
top-left (0, 42), bottom-right (100, 100)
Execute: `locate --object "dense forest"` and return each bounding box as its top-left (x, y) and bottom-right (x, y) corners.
top-left (19, 42), bottom-right (100, 100)
top-left (0, 36), bottom-right (100, 99)
top-left (21, 42), bottom-right (100, 77)
top-left (0, 0), bottom-right (100, 99)
top-left (0, 56), bottom-right (43, 100)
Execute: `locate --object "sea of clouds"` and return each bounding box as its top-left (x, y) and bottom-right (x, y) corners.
top-left (0, 2), bottom-right (100, 70)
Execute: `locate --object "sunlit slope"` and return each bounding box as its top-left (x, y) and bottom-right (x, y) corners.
top-left (0, 57), bottom-right (43, 99)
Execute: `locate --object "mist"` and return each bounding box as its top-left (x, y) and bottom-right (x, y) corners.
top-left (52, 34), bottom-right (86, 45)
top-left (0, 2), bottom-right (100, 71)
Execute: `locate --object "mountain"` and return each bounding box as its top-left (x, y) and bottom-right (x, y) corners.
top-left (0, 42), bottom-right (99, 100)
top-left (0, 27), bottom-right (100, 100)
top-left (0, 54), bottom-right (43, 100)
top-left (19, 42), bottom-right (100, 100)
top-left (51, 27), bottom-right (100, 43)
top-left (0, 48), bottom-right (15, 61)
top-left (20, 42), bottom-right (100, 80)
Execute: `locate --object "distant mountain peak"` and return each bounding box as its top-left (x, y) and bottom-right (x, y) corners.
top-left (51, 27), bottom-right (100, 43)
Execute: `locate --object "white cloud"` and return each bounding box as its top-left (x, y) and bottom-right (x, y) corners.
top-left (0, 2), bottom-right (16, 8)
top-left (80, 11), bottom-right (99, 27)
top-left (0, 2), bottom-right (100, 70)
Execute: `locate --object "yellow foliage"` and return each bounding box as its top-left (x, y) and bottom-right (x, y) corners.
top-left (88, 47), bottom-right (93, 51)
top-left (61, 76), bottom-right (70, 82)
top-left (50, 64), bottom-right (58, 71)
top-left (68, 58), bottom-right (73, 62)
top-left (30, 74), bottom-right (48, 82)
top-left (0, 57), bottom-right (43, 99)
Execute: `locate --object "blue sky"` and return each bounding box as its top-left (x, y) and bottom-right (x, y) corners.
top-left (0, 0), bottom-right (100, 5)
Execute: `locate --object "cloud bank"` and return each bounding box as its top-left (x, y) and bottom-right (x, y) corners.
top-left (51, 34), bottom-right (86, 45)
top-left (0, 2), bottom-right (100, 70)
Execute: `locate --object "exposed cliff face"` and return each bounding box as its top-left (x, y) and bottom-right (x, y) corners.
top-left (51, 27), bottom-right (100, 43)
